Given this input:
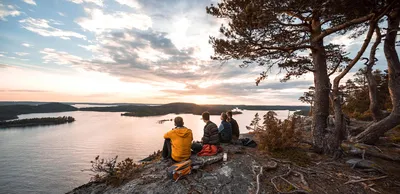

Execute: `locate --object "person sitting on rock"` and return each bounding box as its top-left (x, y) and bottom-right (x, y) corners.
top-left (191, 111), bottom-right (220, 154)
top-left (227, 110), bottom-right (240, 141)
top-left (162, 116), bottom-right (193, 162)
top-left (192, 111), bottom-right (223, 156)
top-left (218, 112), bottom-right (232, 143)
top-left (201, 111), bottom-right (220, 145)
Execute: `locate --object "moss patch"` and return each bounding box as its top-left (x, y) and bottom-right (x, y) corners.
top-left (393, 125), bottom-right (400, 132)
top-left (391, 136), bottom-right (400, 143)
top-left (270, 148), bottom-right (311, 167)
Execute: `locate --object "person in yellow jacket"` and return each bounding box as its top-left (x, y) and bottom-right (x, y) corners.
top-left (162, 116), bottom-right (193, 162)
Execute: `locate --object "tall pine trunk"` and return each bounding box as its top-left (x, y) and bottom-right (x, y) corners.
top-left (366, 27), bottom-right (383, 121)
top-left (355, 9), bottom-right (400, 144)
top-left (311, 16), bottom-right (331, 153)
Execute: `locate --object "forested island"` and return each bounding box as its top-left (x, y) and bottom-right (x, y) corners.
top-left (0, 116), bottom-right (75, 128)
top-left (0, 103), bottom-right (78, 121)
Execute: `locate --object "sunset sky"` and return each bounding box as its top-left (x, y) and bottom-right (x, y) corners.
top-left (0, 0), bottom-right (391, 105)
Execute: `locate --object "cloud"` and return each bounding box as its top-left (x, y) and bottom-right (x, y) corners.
top-left (0, 89), bottom-right (48, 93)
top-left (2, 0), bottom-right (315, 104)
top-left (0, 64), bottom-right (12, 68)
top-left (162, 79), bottom-right (312, 98)
top-left (132, 0), bottom-right (223, 60)
top-left (114, 0), bottom-right (140, 9)
top-left (75, 8), bottom-right (152, 33)
top-left (0, 4), bottom-right (21, 21)
top-left (22, 43), bottom-right (32, 47)
top-left (40, 21), bottom-right (288, 87)
top-left (82, 29), bottom-right (218, 81)
top-left (58, 12), bottom-right (66, 17)
top-left (49, 19), bottom-right (64, 25)
top-left (22, 0), bottom-right (37, 6)
top-left (71, 1), bottom-right (239, 83)
top-left (15, 52), bottom-right (29, 56)
top-left (19, 17), bottom-right (86, 40)
top-left (0, 53), bottom-right (30, 61)
top-left (40, 48), bottom-right (85, 65)
top-left (66, 0), bottom-right (103, 7)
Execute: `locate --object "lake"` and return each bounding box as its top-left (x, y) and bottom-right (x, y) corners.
top-left (0, 109), bottom-right (293, 194)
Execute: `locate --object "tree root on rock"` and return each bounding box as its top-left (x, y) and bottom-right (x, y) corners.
top-left (341, 142), bottom-right (400, 162)
top-left (270, 166), bottom-right (310, 194)
top-left (344, 176), bottom-right (387, 185)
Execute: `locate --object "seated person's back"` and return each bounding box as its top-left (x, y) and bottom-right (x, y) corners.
top-left (227, 111), bottom-right (240, 140)
top-left (201, 111), bottom-right (220, 145)
top-left (218, 112), bottom-right (232, 143)
top-left (163, 117), bottom-right (193, 162)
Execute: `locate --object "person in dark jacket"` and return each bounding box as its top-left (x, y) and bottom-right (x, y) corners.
top-left (192, 111), bottom-right (220, 154)
top-left (227, 110), bottom-right (240, 140)
top-left (218, 112), bottom-right (232, 143)
top-left (201, 111), bottom-right (220, 145)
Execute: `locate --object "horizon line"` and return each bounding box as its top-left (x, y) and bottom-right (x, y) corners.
top-left (0, 100), bottom-right (308, 107)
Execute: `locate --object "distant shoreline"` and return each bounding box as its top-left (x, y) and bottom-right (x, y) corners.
top-left (0, 101), bottom-right (306, 107)
top-left (0, 102), bottom-right (310, 121)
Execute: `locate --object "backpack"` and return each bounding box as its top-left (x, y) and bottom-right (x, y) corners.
top-left (241, 138), bottom-right (257, 148)
top-left (167, 160), bottom-right (192, 181)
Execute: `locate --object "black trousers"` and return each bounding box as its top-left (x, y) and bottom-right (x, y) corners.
top-left (191, 142), bottom-right (203, 154)
top-left (162, 139), bottom-right (172, 159)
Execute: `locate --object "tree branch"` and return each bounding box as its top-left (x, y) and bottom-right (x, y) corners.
top-left (284, 11), bottom-right (311, 22)
top-left (257, 45), bottom-right (312, 52)
top-left (313, 13), bottom-right (374, 42)
top-left (367, 27), bottom-right (382, 70)
top-left (314, 1), bottom-right (396, 42)
top-left (304, 66), bottom-right (315, 72)
top-left (276, 20), bottom-right (309, 28)
top-left (333, 20), bottom-right (376, 88)
top-left (328, 56), bottom-right (343, 77)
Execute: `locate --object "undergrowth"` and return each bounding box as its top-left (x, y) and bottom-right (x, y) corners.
top-left (270, 148), bottom-right (311, 167)
top-left (84, 152), bottom-right (160, 186)
top-left (249, 111), bottom-right (304, 152)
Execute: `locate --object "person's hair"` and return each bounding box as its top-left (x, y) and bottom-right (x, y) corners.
top-left (226, 110), bottom-right (233, 117)
top-left (221, 112), bottom-right (228, 121)
top-left (174, 116), bottom-right (184, 127)
top-left (202, 111), bottom-right (210, 121)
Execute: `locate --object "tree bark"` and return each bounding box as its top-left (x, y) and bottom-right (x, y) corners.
top-left (329, 20), bottom-right (376, 151)
top-left (310, 16), bottom-right (331, 153)
top-left (355, 9), bottom-right (400, 144)
top-left (366, 27), bottom-right (383, 121)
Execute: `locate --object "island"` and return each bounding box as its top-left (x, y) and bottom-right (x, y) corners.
top-left (0, 102), bottom-right (78, 121)
top-left (0, 116), bottom-right (75, 128)
top-left (82, 102), bottom-right (308, 117)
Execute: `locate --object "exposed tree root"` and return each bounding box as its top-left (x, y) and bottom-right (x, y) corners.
top-left (344, 176), bottom-right (387, 184)
top-left (341, 142), bottom-right (400, 162)
top-left (270, 166), bottom-right (310, 194)
top-left (255, 166), bottom-right (263, 194)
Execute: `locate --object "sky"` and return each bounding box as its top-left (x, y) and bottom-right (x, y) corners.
top-left (0, 0), bottom-right (393, 105)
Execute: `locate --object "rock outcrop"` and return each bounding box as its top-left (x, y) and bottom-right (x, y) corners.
top-left (68, 145), bottom-right (261, 194)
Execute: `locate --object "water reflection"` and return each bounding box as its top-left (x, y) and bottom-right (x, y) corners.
top-left (0, 110), bottom-right (292, 194)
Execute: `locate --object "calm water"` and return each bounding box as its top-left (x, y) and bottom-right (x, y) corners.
top-left (0, 110), bottom-right (292, 194)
